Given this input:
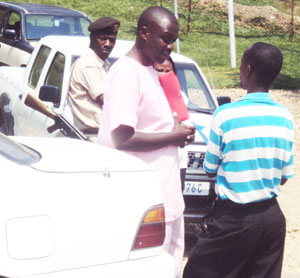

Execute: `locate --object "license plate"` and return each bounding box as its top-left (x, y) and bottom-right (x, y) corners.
top-left (184, 181), bottom-right (210, 196)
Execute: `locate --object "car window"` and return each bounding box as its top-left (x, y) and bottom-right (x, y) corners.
top-left (71, 55), bottom-right (80, 65)
top-left (7, 12), bottom-right (20, 26)
top-left (44, 52), bottom-right (65, 104)
top-left (176, 63), bottom-right (216, 111)
top-left (25, 14), bottom-right (90, 39)
top-left (66, 17), bottom-right (90, 36)
top-left (0, 11), bottom-right (21, 40)
top-left (107, 57), bottom-right (216, 111)
top-left (28, 45), bottom-right (51, 88)
top-left (0, 8), bottom-right (6, 34)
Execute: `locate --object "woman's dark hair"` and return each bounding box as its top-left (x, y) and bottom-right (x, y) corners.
top-left (167, 56), bottom-right (177, 75)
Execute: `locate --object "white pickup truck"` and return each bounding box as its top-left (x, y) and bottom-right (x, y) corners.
top-left (0, 35), bottom-right (230, 221)
top-left (0, 2), bottom-right (92, 67)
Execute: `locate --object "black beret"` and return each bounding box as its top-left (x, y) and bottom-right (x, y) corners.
top-left (88, 17), bottom-right (120, 35)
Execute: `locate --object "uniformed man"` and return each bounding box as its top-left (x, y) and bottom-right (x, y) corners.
top-left (68, 16), bottom-right (120, 141)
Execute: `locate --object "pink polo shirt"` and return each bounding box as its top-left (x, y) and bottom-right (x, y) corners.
top-left (98, 56), bottom-right (184, 221)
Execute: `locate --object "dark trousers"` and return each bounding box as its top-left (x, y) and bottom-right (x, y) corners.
top-left (183, 197), bottom-right (286, 278)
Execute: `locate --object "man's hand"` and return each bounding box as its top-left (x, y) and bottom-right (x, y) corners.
top-left (181, 122), bottom-right (196, 146)
top-left (172, 113), bottom-right (195, 147)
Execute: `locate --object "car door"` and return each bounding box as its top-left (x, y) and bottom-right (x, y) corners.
top-left (0, 9), bottom-right (30, 66)
top-left (0, 7), bottom-right (9, 66)
top-left (12, 45), bottom-right (54, 136)
top-left (25, 50), bottom-right (67, 137)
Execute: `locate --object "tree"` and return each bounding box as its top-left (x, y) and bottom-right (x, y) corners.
top-left (290, 0), bottom-right (295, 42)
top-left (186, 0), bottom-right (192, 35)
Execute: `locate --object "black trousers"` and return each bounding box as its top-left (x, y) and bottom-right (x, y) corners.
top-left (183, 197), bottom-right (286, 278)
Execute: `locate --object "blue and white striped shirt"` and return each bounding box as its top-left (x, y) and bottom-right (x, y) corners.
top-left (204, 93), bottom-right (294, 204)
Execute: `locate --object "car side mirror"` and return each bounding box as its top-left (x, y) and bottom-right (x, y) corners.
top-left (39, 85), bottom-right (60, 108)
top-left (3, 29), bottom-right (17, 40)
top-left (217, 96), bottom-right (231, 106)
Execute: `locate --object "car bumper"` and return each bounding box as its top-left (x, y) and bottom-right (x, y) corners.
top-left (20, 251), bottom-right (175, 278)
top-left (183, 164), bottom-right (216, 222)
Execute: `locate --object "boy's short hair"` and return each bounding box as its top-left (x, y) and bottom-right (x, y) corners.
top-left (243, 42), bottom-right (283, 87)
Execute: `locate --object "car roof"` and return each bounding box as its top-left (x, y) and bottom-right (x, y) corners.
top-left (39, 35), bottom-right (196, 64)
top-left (0, 2), bottom-right (89, 17)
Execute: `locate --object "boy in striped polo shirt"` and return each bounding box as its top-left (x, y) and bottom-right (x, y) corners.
top-left (183, 42), bottom-right (294, 278)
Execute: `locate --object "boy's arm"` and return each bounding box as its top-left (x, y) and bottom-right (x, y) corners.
top-left (205, 171), bottom-right (217, 178)
top-left (280, 178), bottom-right (288, 185)
top-left (203, 117), bottom-right (222, 177)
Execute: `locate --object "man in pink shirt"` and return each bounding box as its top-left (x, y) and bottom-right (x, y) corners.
top-left (98, 6), bottom-right (195, 278)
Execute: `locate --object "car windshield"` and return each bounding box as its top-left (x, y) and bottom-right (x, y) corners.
top-left (107, 58), bottom-right (216, 113)
top-left (0, 133), bottom-right (41, 165)
top-left (25, 14), bottom-right (90, 40)
top-left (175, 63), bottom-right (216, 112)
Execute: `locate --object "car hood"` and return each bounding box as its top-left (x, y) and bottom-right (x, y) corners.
top-left (29, 40), bottom-right (39, 48)
top-left (13, 137), bottom-right (153, 173)
top-left (186, 111), bottom-right (213, 144)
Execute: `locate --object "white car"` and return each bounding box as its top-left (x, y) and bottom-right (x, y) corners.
top-left (0, 132), bottom-right (175, 277)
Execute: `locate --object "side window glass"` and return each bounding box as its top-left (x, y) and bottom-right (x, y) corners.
top-left (176, 64), bottom-right (215, 110)
top-left (25, 15), bottom-right (90, 39)
top-left (28, 45), bottom-right (51, 88)
top-left (7, 12), bottom-right (21, 39)
top-left (79, 17), bottom-right (90, 36)
top-left (0, 9), bottom-right (6, 34)
top-left (44, 52), bottom-right (65, 103)
top-left (185, 69), bottom-right (211, 109)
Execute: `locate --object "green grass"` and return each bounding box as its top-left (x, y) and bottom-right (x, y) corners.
top-left (6, 0), bottom-right (300, 89)
top-left (235, 0), bottom-right (275, 5)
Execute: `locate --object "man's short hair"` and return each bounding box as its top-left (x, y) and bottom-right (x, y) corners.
top-left (244, 42), bottom-right (283, 87)
top-left (137, 6), bottom-right (178, 32)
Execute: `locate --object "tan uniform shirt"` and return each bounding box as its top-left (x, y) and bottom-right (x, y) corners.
top-left (68, 48), bottom-right (108, 131)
